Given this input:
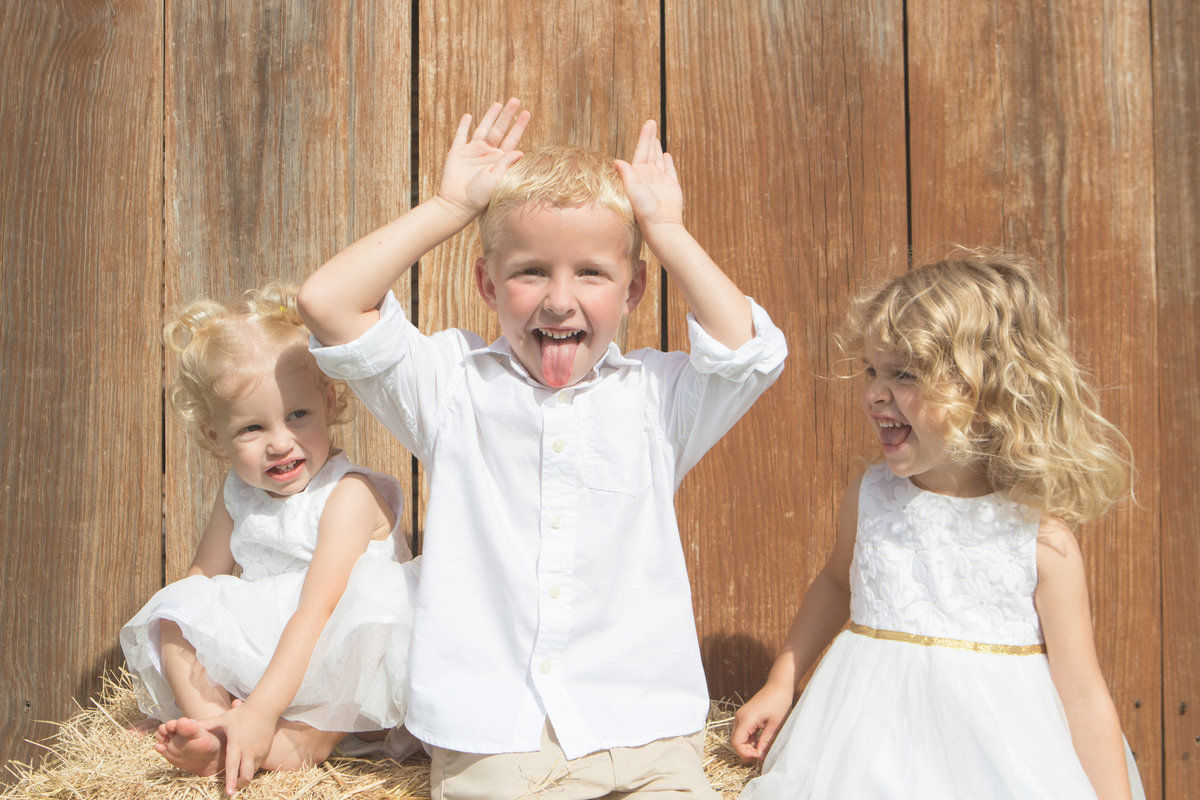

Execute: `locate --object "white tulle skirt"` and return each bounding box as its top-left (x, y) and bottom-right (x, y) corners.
top-left (120, 553), bottom-right (420, 733)
top-left (740, 629), bottom-right (1145, 799)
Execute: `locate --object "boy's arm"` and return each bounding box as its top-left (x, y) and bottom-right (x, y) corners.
top-left (299, 99), bottom-right (530, 346)
top-left (615, 120), bottom-right (752, 350)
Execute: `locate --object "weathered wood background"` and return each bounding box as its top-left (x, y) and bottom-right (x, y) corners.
top-left (0, 2), bottom-right (1192, 796)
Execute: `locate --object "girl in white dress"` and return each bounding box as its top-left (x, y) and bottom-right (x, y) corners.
top-left (121, 284), bottom-right (419, 794)
top-left (733, 251), bottom-right (1144, 799)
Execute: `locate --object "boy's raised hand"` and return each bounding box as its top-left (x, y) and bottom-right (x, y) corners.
top-left (436, 97), bottom-right (530, 218)
top-left (614, 120), bottom-right (685, 231)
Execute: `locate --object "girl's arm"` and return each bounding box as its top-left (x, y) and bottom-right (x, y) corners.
top-left (1035, 517), bottom-right (1132, 800)
top-left (730, 474), bottom-right (860, 762)
top-left (186, 491), bottom-right (236, 578)
top-left (298, 99), bottom-right (529, 347)
top-left (614, 120), bottom-right (753, 350)
top-left (205, 473), bottom-right (394, 795)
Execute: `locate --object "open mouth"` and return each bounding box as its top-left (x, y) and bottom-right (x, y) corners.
top-left (536, 328), bottom-right (584, 387)
top-left (267, 459), bottom-right (305, 479)
top-left (876, 419), bottom-right (912, 449)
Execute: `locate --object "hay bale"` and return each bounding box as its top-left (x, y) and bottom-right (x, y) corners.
top-left (2, 671), bottom-right (759, 799)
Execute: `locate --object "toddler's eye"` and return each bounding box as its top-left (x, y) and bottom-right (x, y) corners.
top-left (863, 366), bottom-right (876, 378)
top-left (896, 371), bottom-right (917, 382)
top-left (288, 409), bottom-right (310, 422)
top-left (237, 424), bottom-right (262, 436)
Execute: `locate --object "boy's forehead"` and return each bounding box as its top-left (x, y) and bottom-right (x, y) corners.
top-left (489, 203), bottom-right (639, 263)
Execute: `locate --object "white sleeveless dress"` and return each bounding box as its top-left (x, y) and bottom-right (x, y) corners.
top-left (740, 463), bottom-right (1144, 799)
top-left (121, 451), bottom-right (420, 733)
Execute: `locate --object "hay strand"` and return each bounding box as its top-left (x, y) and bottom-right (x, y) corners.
top-left (1, 671), bottom-right (760, 799)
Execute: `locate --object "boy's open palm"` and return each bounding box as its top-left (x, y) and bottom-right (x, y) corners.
top-left (437, 97), bottom-right (530, 217)
top-left (615, 120), bottom-right (685, 230)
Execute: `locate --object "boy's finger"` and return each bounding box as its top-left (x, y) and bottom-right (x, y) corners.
top-left (451, 113), bottom-right (473, 147)
top-left (472, 102), bottom-right (503, 141)
top-left (633, 120), bottom-right (656, 163)
top-left (499, 109), bottom-right (531, 152)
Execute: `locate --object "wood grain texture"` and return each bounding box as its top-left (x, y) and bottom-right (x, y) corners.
top-left (1153, 0), bottom-right (1200, 792)
top-left (0, 0), bottom-right (163, 768)
top-left (907, 0), bottom-right (1161, 794)
top-left (664, 0), bottom-right (909, 698)
top-left (164, 1), bottom-right (413, 578)
top-left (415, 0), bottom-right (661, 534)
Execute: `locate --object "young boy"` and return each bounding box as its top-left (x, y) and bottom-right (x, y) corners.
top-left (299, 99), bottom-right (787, 799)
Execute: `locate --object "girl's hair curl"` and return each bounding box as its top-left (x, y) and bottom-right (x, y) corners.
top-left (165, 282), bottom-right (349, 455)
top-left (841, 248), bottom-right (1131, 525)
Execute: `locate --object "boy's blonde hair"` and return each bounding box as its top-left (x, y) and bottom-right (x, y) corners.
top-left (477, 146), bottom-right (643, 261)
top-left (165, 282), bottom-right (349, 454)
top-left (842, 249), bottom-right (1131, 525)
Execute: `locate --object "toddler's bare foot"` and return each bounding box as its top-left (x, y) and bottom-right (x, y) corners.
top-left (126, 717), bottom-right (160, 737)
top-left (263, 719), bottom-right (344, 771)
top-left (154, 716), bottom-right (225, 776)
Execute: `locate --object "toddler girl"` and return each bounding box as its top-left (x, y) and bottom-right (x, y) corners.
top-left (733, 252), bottom-right (1144, 799)
top-left (121, 284), bottom-right (419, 794)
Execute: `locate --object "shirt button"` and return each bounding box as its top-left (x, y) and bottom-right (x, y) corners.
top-left (551, 516), bottom-right (563, 529)
top-left (557, 390), bottom-right (569, 404)
top-left (549, 585), bottom-right (561, 599)
top-left (552, 439), bottom-right (566, 453)
top-left (540, 660), bottom-right (552, 675)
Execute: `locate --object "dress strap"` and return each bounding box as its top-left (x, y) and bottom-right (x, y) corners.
top-left (848, 621), bottom-right (1046, 656)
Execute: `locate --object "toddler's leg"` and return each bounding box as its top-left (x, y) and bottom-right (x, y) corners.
top-left (261, 720), bottom-right (347, 772)
top-left (154, 620), bottom-right (232, 775)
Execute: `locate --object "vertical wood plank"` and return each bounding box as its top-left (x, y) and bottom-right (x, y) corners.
top-left (164, 1), bottom-right (412, 577)
top-left (1153, 0), bottom-right (1200, 793)
top-left (0, 0), bottom-right (162, 766)
top-left (415, 0), bottom-right (661, 531)
top-left (907, 0), bottom-right (1161, 794)
top-left (664, 0), bottom-right (910, 698)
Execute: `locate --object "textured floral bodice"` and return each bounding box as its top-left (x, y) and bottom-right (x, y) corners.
top-left (849, 463), bottom-right (1044, 645)
top-left (223, 450), bottom-right (409, 582)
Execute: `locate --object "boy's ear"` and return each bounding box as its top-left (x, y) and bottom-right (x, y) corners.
top-left (475, 258), bottom-right (499, 311)
top-left (624, 259), bottom-right (648, 313)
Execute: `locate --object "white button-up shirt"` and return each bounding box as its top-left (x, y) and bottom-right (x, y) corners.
top-left (311, 292), bottom-right (786, 758)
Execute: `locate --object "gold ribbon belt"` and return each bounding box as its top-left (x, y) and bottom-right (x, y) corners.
top-left (848, 621), bottom-right (1047, 656)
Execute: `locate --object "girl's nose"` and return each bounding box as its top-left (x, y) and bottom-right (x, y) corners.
top-left (864, 377), bottom-right (889, 404)
top-left (266, 429), bottom-right (293, 455)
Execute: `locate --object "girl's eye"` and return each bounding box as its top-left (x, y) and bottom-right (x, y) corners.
top-left (236, 424), bottom-right (262, 436)
top-left (896, 371), bottom-right (917, 382)
top-left (863, 366), bottom-right (876, 378)
top-left (288, 409), bottom-right (310, 422)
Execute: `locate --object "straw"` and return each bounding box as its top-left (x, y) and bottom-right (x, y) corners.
top-left (1, 671), bottom-right (760, 799)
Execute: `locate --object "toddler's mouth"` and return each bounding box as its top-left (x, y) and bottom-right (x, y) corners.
top-left (268, 459), bottom-right (304, 476)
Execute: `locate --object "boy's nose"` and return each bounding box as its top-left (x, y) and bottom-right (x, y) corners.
top-left (543, 277), bottom-right (577, 315)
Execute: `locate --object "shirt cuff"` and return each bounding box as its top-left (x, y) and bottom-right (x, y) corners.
top-left (309, 291), bottom-right (412, 381)
top-left (687, 297), bottom-right (788, 381)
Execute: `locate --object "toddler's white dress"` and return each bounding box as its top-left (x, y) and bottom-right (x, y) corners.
top-left (740, 463), bottom-right (1144, 799)
top-left (121, 451), bottom-right (420, 733)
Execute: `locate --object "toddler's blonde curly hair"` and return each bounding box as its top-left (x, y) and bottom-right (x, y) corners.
top-left (842, 249), bottom-right (1131, 525)
top-left (164, 282), bottom-right (349, 455)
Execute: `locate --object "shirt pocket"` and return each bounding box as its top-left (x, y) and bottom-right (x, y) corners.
top-left (580, 405), bottom-right (652, 495)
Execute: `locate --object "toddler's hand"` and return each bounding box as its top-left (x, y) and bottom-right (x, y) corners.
top-left (731, 681), bottom-right (794, 763)
top-left (202, 699), bottom-right (277, 795)
top-left (436, 97), bottom-right (530, 219)
top-left (614, 120), bottom-right (685, 231)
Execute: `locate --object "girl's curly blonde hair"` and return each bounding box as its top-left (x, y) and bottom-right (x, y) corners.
top-left (842, 249), bottom-right (1131, 525)
top-left (165, 282), bottom-right (350, 455)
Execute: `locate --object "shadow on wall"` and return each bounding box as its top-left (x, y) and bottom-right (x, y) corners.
top-left (702, 632), bottom-right (774, 703)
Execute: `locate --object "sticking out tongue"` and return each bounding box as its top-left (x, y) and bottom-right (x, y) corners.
top-left (879, 424), bottom-right (911, 448)
top-left (541, 331), bottom-right (580, 388)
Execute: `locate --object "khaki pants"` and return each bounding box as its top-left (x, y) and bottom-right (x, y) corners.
top-left (430, 722), bottom-right (722, 800)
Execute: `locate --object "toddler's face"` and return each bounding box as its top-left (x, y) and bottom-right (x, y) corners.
top-left (204, 361), bottom-right (335, 497)
top-left (860, 338), bottom-right (988, 497)
top-left (476, 204), bottom-right (646, 388)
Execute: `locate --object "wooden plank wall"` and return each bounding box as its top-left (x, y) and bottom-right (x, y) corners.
top-left (0, 3), bottom-right (1191, 796)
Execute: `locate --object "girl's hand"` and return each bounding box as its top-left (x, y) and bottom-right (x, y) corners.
top-left (202, 700), bottom-right (278, 795)
top-left (436, 97), bottom-right (530, 219)
top-left (614, 120), bottom-right (685, 232)
top-left (731, 680), bottom-right (794, 762)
